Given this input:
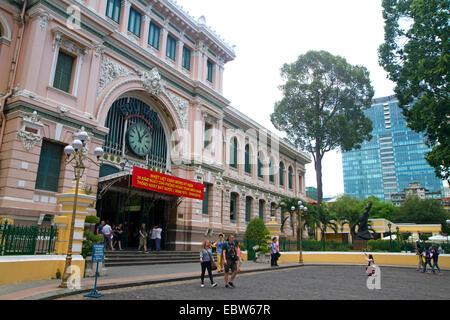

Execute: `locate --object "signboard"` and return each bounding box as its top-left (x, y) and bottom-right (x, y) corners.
top-left (92, 244), bottom-right (105, 263)
top-left (132, 166), bottom-right (204, 200)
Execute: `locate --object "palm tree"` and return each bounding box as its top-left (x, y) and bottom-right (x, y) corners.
top-left (314, 204), bottom-right (338, 245)
top-left (277, 197), bottom-right (299, 237)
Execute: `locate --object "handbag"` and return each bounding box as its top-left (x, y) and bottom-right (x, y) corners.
top-left (207, 250), bottom-right (217, 270)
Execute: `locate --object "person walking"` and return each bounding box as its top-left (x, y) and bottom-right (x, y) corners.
top-left (102, 221), bottom-right (113, 251)
top-left (235, 241), bottom-right (243, 272)
top-left (270, 237), bottom-right (280, 267)
top-left (364, 252), bottom-right (376, 276)
top-left (96, 220), bottom-right (105, 236)
top-left (113, 224), bottom-right (123, 250)
top-left (416, 245), bottom-right (424, 271)
top-left (422, 247), bottom-right (434, 273)
top-left (431, 247), bottom-right (441, 273)
top-left (138, 223), bottom-right (148, 253)
top-left (216, 234), bottom-right (225, 273)
top-left (223, 234), bottom-right (239, 288)
top-left (199, 240), bottom-right (218, 288)
top-left (154, 225), bottom-right (162, 251)
top-left (150, 226), bottom-right (157, 251)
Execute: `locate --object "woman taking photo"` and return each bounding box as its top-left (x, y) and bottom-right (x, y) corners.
top-left (199, 240), bottom-right (218, 288)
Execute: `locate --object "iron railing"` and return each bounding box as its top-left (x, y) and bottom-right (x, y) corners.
top-left (0, 221), bottom-right (58, 256)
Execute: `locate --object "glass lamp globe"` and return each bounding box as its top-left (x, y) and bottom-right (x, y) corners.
top-left (298, 200), bottom-right (302, 206)
top-left (291, 206), bottom-right (295, 211)
top-left (77, 131), bottom-right (89, 143)
top-left (64, 145), bottom-right (75, 156)
top-left (303, 207), bottom-right (308, 212)
top-left (94, 147), bottom-right (104, 158)
top-left (72, 139), bottom-right (83, 151)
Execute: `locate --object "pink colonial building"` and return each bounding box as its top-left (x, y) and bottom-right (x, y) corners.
top-left (0, 0), bottom-right (310, 250)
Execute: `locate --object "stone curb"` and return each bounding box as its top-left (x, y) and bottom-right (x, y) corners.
top-left (39, 264), bottom-right (305, 300)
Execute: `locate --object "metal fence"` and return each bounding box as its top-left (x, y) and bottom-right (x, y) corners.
top-left (0, 221), bottom-right (58, 256)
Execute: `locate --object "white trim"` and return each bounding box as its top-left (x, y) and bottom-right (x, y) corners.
top-left (0, 255), bottom-right (84, 263)
top-left (0, 12), bottom-right (12, 42)
top-left (0, 196), bottom-right (34, 203)
top-left (0, 216), bottom-right (38, 222)
top-left (277, 251), bottom-right (450, 256)
top-left (165, 241), bottom-right (203, 245)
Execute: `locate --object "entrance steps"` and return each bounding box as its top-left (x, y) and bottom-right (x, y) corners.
top-left (104, 250), bottom-right (201, 267)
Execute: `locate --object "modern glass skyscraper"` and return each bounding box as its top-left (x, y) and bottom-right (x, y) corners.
top-left (342, 95), bottom-right (444, 201)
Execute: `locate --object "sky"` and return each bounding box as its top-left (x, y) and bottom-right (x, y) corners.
top-left (175, 0), bottom-right (397, 197)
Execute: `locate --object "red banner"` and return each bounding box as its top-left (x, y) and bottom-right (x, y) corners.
top-left (131, 166), bottom-right (204, 200)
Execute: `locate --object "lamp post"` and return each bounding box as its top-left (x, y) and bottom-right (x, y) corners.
top-left (396, 226), bottom-right (400, 252)
top-left (388, 223), bottom-right (392, 252)
top-left (59, 129), bottom-right (103, 288)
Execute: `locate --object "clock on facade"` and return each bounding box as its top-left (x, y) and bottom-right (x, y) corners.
top-left (126, 123), bottom-right (152, 157)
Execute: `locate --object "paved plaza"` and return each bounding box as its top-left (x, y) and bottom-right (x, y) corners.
top-left (59, 265), bottom-right (450, 300)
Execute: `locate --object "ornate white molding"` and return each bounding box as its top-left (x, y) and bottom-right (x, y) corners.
top-left (98, 56), bottom-right (136, 96)
top-left (166, 91), bottom-right (188, 129)
top-left (17, 111), bottom-right (43, 151)
top-left (139, 67), bottom-right (164, 96)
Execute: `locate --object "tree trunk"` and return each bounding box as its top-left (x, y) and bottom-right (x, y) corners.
top-left (314, 148), bottom-right (323, 204)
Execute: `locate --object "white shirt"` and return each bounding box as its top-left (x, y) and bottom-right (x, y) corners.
top-left (151, 229), bottom-right (157, 239)
top-left (155, 227), bottom-right (162, 239)
top-left (102, 224), bottom-right (112, 235)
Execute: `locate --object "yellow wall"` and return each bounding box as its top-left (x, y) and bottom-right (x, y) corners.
top-left (0, 256), bottom-right (85, 285)
top-left (275, 252), bottom-right (450, 268)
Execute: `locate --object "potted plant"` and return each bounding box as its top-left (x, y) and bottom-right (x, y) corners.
top-left (84, 215), bottom-right (100, 234)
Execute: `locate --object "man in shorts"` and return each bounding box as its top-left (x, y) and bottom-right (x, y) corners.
top-left (223, 234), bottom-right (239, 288)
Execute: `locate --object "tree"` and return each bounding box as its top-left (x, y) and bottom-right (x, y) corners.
top-left (277, 197), bottom-right (298, 236)
top-left (391, 196), bottom-right (450, 234)
top-left (271, 51), bottom-right (374, 203)
top-left (328, 195), bottom-right (366, 241)
top-left (313, 204), bottom-right (338, 244)
top-left (244, 218), bottom-right (271, 253)
top-left (362, 196), bottom-right (398, 221)
top-left (378, 0), bottom-right (450, 181)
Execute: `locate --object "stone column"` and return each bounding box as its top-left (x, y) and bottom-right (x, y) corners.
top-left (213, 63), bottom-right (220, 91)
top-left (119, 0), bottom-right (131, 34)
top-left (158, 26), bottom-right (168, 60)
top-left (140, 15), bottom-right (151, 47)
top-left (176, 37), bottom-right (184, 69)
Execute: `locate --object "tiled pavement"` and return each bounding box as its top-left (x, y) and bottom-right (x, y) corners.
top-left (0, 261), bottom-right (301, 300)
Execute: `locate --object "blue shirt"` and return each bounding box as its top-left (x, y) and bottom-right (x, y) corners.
top-left (97, 225), bottom-right (103, 235)
top-left (216, 241), bottom-right (225, 254)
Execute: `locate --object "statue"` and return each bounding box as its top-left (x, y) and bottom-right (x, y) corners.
top-left (355, 202), bottom-right (373, 241)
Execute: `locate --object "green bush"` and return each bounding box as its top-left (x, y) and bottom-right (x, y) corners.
top-left (81, 229), bottom-right (103, 258)
top-left (245, 218), bottom-right (271, 254)
top-left (279, 239), bottom-right (353, 252)
top-left (85, 215), bottom-right (100, 224)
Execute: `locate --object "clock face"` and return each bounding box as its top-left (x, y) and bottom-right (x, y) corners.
top-left (126, 123), bottom-right (152, 157)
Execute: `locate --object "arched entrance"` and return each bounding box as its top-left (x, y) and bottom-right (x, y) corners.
top-left (96, 93), bottom-right (177, 250)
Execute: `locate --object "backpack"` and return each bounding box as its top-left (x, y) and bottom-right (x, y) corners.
top-left (225, 242), bottom-right (238, 262)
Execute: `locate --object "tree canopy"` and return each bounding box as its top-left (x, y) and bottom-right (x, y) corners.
top-left (271, 50), bottom-right (374, 203)
top-left (378, 0), bottom-right (450, 181)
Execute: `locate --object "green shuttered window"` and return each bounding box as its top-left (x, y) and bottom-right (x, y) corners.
top-left (245, 144), bottom-right (251, 173)
top-left (202, 184), bottom-right (209, 215)
top-left (35, 140), bottom-right (64, 192)
top-left (182, 46), bottom-right (191, 71)
top-left (230, 138), bottom-right (237, 168)
top-left (128, 7), bottom-right (141, 37)
top-left (148, 22), bottom-right (160, 49)
top-left (259, 200), bottom-right (264, 220)
top-left (106, 0), bottom-right (121, 23)
top-left (245, 197), bottom-right (251, 223)
top-left (230, 193), bottom-right (237, 223)
top-left (207, 60), bottom-right (213, 82)
top-left (166, 35), bottom-right (176, 61)
top-left (53, 51), bottom-right (74, 93)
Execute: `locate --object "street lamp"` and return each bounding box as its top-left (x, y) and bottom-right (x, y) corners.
top-left (59, 128), bottom-right (103, 288)
top-left (387, 222), bottom-right (392, 252)
top-left (297, 200), bottom-right (308, 264)
top-left (396, 226), bottom-right (400, 252)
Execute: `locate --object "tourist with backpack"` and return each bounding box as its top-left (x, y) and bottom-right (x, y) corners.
top-left (270, 237), bottom-right (280, 267)
top-left (422, 248), bottom-right (434, 273)
top-left (215, 234), bottom-right (225, 273)
top-left (416, 245), bottom-right (424, 271)
top-left (223, 234), bottom-right (239, 288)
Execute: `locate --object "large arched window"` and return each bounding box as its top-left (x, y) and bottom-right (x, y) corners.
top-left (257, 152), bottom-right (264, 178)
top-left (104, 97), bottom-right (168, 170)
top-left (279, 162), bottom-right (285, 186)
top-left (259, 199), bottom-right (265, 220)
top-left (245, 196), bottom-right (252, 223)
top-left (230, 192), bottom-right (238, 223)
top-left (269, 158), bottom-right (274, 183)
top-left (245, 144), bottom-right (251, 174)
top-left (288, 166), bottom-right (293, 189)
top-left (230, 137), bottom-right (237, 168)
